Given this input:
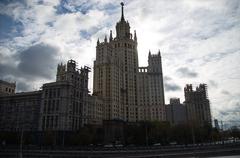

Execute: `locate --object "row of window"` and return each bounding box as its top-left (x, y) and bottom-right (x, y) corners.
top-left (43, 100), bottom-right (60, 113)
top-left (42, 115), bottom-right (58, 129)
top-left (4, 87), bottom-right (14, 93)
top-left (44, 88), bottom-right (61, 98)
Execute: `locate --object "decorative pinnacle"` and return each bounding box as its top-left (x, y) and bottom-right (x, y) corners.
top-left (134, 30), bottom-right (137, 41)
top-left (97, 38), bottom-right (100, 45)
top-left (109, 30), bottom-right (113, 41)
top-left (120, 2), bottom-right (125, 21)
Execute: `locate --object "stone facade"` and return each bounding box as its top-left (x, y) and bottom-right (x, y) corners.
top-left (0, 80), bottom-right (16, 96)
top-left (89, 95), bottom-right (103, 125)
top-left (93, 3), bottom-right (165, 122)
top-left (165, 98), bottom-right (187, 125)
top-left (0, 60), bottom-right (101, 132)
top-left (136, 52), bottom-right (165, 121)
top-left (184, 84), bottom-right (212, 126)
top-left (0, 91), bottom-right (42, 131)
top-left (39, 60), bottom-right (92, 131)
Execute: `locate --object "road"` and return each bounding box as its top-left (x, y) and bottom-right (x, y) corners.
top-left (0, 143), bottom-right (240, 158)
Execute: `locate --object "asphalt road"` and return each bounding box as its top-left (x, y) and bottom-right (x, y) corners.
top-left (0, 143), bottom-right (240, 158)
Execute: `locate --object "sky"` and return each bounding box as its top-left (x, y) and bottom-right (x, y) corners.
top-left (0, 0), bottom-right (239, 127)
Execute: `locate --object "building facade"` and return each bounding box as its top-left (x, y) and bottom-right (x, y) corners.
top-left (93, 3), bottom-right (165, 122)
top-left (137, 51), bottom-right (165, 121)
top-left (184, 84), bottom-right (212, 126)
top-left (165, 98), bottom-right (186, 125)
top-left (0, 91), bottom-right (42, 131)
top-left (0, 60), bottom-right (102, 132)
top-left (39, 60), bottom-right (93, 131)
top-left (0, 80), bottom-right (16, 96)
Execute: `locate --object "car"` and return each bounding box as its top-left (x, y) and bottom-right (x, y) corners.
top-left (115, 144), bottom-right (124, 147)
top-left (153, 143), bottom-right (161, 146)
top-left (170, 142), bottom-right (177, 145)
top-left (104, 144), bottom-right (114, 148)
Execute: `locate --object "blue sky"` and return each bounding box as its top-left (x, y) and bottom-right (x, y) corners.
top-left (0, 0), bottom-right (239, 127)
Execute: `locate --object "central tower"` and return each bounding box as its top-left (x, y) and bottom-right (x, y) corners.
top-left (93, 2), bottom-right (138, 121)
top-left (93, 3), bottom-right (165, 122)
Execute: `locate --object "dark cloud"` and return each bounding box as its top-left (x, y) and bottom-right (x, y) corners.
top-left (220, 111), bottom-right (228, 116)
top-left (176, 67), bottom-right (198, 78)
top-left (208, 80), bottom-right (218, 88)
top-left (17, 43), bottom-right (59, 79)
top-left (17, 81), bottom-right (30, 92)
top-left (163, 76), bottom-right (172, 81)
top-left (221, 90), bottom-right (230, 95)
top-left (203, 52), bottom-right (231, 63)
top-left (0, 43), bottom-right (59, 92)
top-left (164, 75), bottom-right (181, 92)
top-left (164, 82), bottom-right (181, 92)
top-left (220, 101), bottom-right (240, 120)
top-left (0, 63), bottom-right (19, 77)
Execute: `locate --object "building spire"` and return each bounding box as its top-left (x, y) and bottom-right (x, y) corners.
top-left (109, 30), bottom-right (113, 41)
top-left (134, 30), bottom-right (137, 41)
top-left (120, 2), bottom-right (125, 21)
top-left (104, 35), bottom-right (107, 43)
top-left (97, 38), bottom-right (100, 45)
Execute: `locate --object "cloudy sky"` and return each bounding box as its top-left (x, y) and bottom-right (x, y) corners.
top-left (0, 0), bottom-right (239, 126)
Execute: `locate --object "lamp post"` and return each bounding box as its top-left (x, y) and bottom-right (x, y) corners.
top-left (19, 129), bottom-right (23, 158)
top-left (18, 103), bottom-right (24, 158)
top-left (145, 122), bottom-right (149, 146)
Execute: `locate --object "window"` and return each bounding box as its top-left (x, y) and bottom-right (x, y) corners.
top-left (48, 100), bottom-right (51, 112)
top-left (42, 117), bottom-right (45, 129)
top-left (57, 88), bottom-right (60, 97)
top-left (45, 89), bottom-right (48, 97)
top-left (46, 116), bottom-right (50, 128)
top-left (55, 116), bottom-right (58, 128)
top-left (52, 100), bottom-right (55, 112)
top-left (44, 101), bottom-right (47, 112)
top-left (49, 89), bottom-right (52, 98)
top-left (56, 100), bottom-right (59, 111)
top-left (53, 89), bottom-right (56, 97)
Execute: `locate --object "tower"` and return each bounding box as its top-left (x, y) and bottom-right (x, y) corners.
top-left (137, 50), bottom-right (165, 121)
top-left (93, 2), bottom-right (138, 121)
top-left (147, 50), bottom-right (165, 109)
top-left (93, 2), bottom-right (165, 122)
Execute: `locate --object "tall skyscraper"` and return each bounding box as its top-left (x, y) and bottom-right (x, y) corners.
top-left (93, 3), bottom-right (165, 122)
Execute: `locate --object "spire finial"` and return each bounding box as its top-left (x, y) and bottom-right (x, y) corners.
top-left (104, 35), bottom-right (107, 43)
top-left (120, 2), bottom-right (125, 21)
top-left (109, 30), bottom-right (113, 41)
top-left (97, 38), bottom-right (100, 45)
top-left (134, 30), bottom-right (137, 41)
